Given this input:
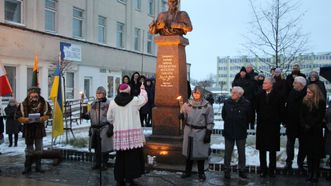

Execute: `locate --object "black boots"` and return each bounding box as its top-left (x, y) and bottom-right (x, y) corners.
top-left (181, 172), bottom-right (191, 178)
top-left (239, 171), bottom-right (248, 179)
top-left (22, 156), bottom-right (32, 175)
top-left (224, 170), bottom-right (231, 179)
top-left (35, 159), bottom-right (44, 173)
top-left (198, 173), bottom-right (206, 182)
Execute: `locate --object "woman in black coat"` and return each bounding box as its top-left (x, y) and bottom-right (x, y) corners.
top-left (139, 79), bottom-right (155, 127)
top-left (255, 78), bottom-right (284, 177)
top-left (130, 72), bottom-right (141, 96)
top-left (300, 84), bottom-right (326, 183)
top-left (4, 99), bottom-right (21, 147)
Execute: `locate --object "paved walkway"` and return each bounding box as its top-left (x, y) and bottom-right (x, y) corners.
top-left (0, 155), bottom-right (330, 186)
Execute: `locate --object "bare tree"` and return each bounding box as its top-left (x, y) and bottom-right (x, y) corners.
top-left (244, 0), bottom-right (309, 72)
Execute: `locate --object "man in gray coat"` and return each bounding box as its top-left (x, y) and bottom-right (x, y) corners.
top-left (180, 86), bottom-right (214, 182)
top-left (82, 86), bottom-right (113, 170)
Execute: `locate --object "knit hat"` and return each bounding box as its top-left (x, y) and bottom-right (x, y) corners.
top-left (193, 86), bottom-right (204, 97)
top-left (119, 83), bottom-right (131, 93)
top-left (96, 86), bottom-right (106, 95)
top-left (240, 67), bottom-right (246, 73)
top-left (275, 68), bottom-right (282, 75)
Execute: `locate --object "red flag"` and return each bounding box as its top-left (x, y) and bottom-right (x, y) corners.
top-left (0, 64), bottom-right (13, 96)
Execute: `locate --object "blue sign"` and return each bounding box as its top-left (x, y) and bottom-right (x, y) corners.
top-left (60, 42), bottom-right (82, 62)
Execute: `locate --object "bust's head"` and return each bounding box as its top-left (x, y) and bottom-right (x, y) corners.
top-left (168, 0), bottom-right (179, 12)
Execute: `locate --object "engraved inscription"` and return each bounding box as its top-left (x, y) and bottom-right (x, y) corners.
top-left (158, 55), bottom-right (176, 88)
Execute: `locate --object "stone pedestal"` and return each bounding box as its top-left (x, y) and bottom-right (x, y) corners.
top-left (145, 35), bottom-right (189, 165)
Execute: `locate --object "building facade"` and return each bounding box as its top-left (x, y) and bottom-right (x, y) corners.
top-left (0, 0), bottom-right (170, 101)
top-left (217, 52), bottom-right (331, 96)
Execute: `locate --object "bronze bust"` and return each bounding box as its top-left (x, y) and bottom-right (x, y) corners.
top-left (149, 0), bottom-right (193, 36)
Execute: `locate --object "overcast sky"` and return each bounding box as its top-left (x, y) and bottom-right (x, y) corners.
top-left (181, 0), bottom-right (331, 80)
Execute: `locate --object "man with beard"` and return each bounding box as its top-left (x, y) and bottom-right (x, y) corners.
top-left (283, 77), bottom-right (307, 174)
top-left (16, 87), bottom-right (51, 174)
top-left (286, 64), bottom-right (306, 93)
top-left (149, 0), bottom-right (193, 36)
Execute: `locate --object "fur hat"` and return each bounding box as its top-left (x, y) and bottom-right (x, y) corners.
top-left (28, 86), bottom-right (40, 95)
top-left (119, 83), bottom-right (131, 94)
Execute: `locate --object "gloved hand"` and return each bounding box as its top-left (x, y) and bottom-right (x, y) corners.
top-left (40, 115), bottom-right (49, 123)
top-left (178, 113), bottom-right (185, 120)
top-left (18, 117), bottom-right (30, 124)
top-left (203, 130), bottom-right (212, 144)
top-left (107, 124), bottom-right (114, 137)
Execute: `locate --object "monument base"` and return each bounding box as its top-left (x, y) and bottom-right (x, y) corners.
top-left (144, 135), bottom-right (186, 166)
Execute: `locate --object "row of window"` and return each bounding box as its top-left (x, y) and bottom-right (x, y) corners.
top-left (218, 63), bottom-right (330, 72)
top-left (4, 0), bottom-right (157, 54)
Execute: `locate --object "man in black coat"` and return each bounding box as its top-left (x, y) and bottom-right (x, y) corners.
top-left (286, 64), bottom-right (306, 93)
top-left (255, 78), bottom-right (285, 177)
top-left (222, 86), bottom-right (252, 179)
top-left (284, 76), bottom-right (307, 173)
top-left (232, 67), bottom-right (257, 129)
top-left (245, 64), bottom-right (258, 80)
top-left (273, 68), bottom-right (288, 101)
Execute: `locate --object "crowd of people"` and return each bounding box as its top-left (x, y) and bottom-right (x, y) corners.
top-left (0, 65), bottom-right (330, 185)
top-left (223, 63), bottom-right (330, 183)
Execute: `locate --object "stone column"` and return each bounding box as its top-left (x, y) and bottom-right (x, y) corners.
top-left (145, 35), bottom-right (189, 165)
top-left (152, 35), bottom-right (188, 136)
top-left (40, 64), bottom-right (49, 99)
top-left (16, 65), bottom-right (27, 102)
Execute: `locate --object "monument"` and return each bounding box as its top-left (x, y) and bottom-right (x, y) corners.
top-left (144, 0), bottom-right (193, 165)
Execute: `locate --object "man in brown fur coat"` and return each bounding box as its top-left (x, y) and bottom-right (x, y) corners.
top-left (16, 87), bottom-right (51, 174)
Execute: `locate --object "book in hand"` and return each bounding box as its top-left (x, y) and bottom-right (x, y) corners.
top-left (28, 113), bottom-right (40, 123)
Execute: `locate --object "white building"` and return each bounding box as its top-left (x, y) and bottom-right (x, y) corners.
top-left (0, 0), bottom-right (170, 101)
top-left (217, 52), bottom-right (331, 95)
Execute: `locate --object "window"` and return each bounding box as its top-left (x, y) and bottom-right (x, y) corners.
top-left (161, 0), bottom-right (167, 11)
top-left (73, 8), bottom-right (83, 38)
top-left (107, 76), bottom-right (114, 98)
top-left (45, 0), bottom-right (56, 32)
top-left (134, 0), bottom-right (141, 11)
top-left (66, 72), bottom-right (75, 99)
top-left (147, 33), bottom-right (153, 54)
top-left (5, 0), bottom-right (23, 24)
top-left (98, 16), bottom-right (106, 43)
top-left (116, 22), bottom-right (125, 48)
top-left (148, 0), bottom-right (154, 16)
top-left (134, 28), bottom-right (141, 51)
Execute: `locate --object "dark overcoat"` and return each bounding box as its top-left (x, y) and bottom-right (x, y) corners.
top-left (284, 89), bottom-right (306, 137)
top-left (222, 97), bottom-right (252, 140)
top-left (255, 90), bottom-right (284, 151)
top-left (300, 100), bottom-right (326, 158)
